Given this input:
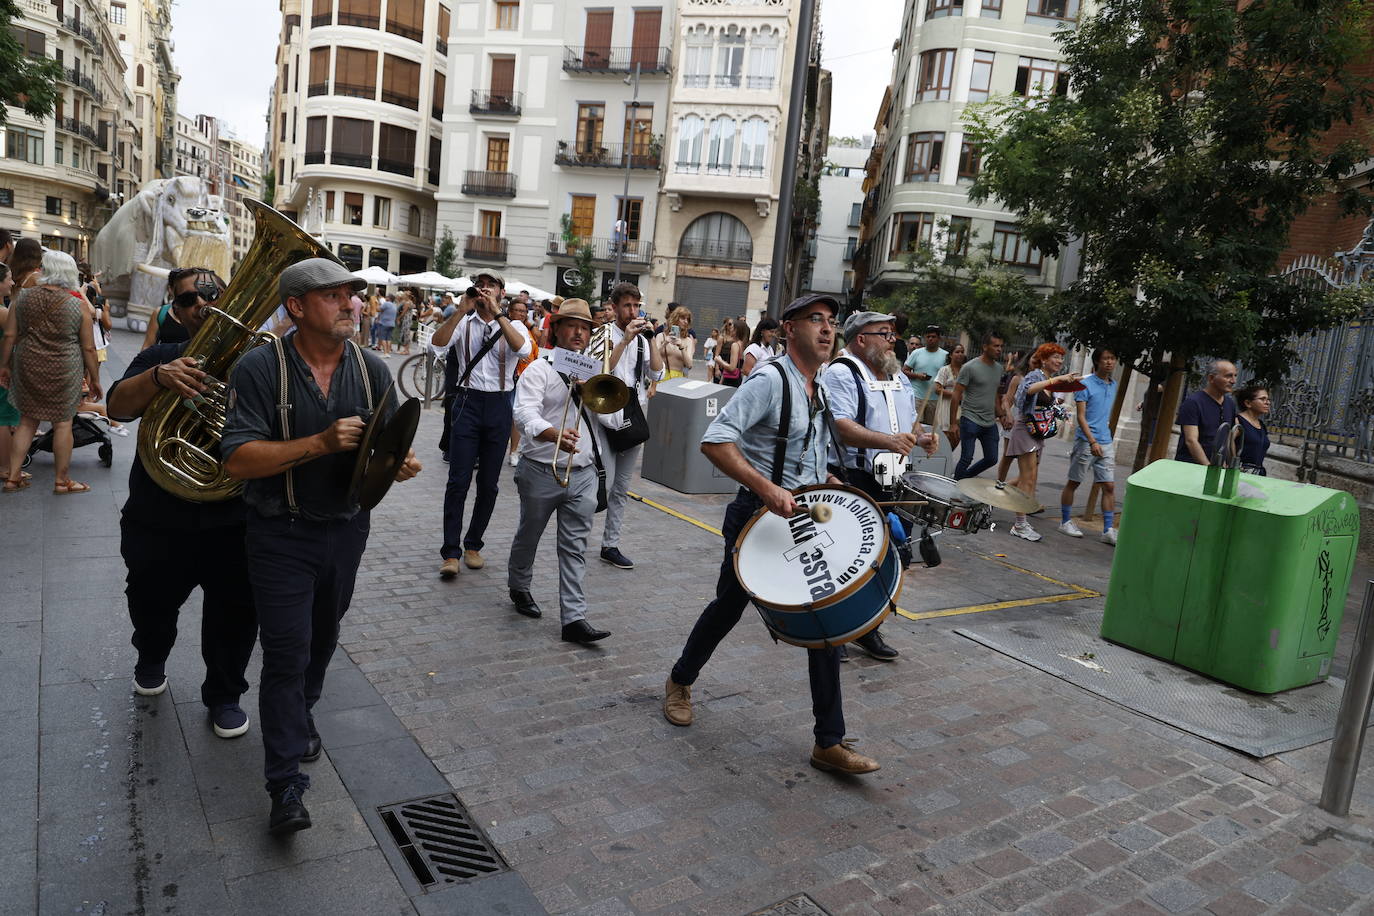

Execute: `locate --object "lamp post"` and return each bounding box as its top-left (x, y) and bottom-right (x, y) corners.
top-left (614, 62), bottom-right (641, 288)
top-left (766, 0), bottom-right (818, 318)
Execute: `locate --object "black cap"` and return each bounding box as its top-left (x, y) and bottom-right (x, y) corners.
top-left (780, 293), bottom-right (840, 321)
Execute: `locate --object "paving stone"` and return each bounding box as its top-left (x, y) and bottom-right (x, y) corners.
top-left (984, 746), bottom-right (1030, 766)
top-left (1238, 869), bottom-right (1298, 905)
top-left (1108, 823), bottom-right (1165, 852)
top-left (1145, 877), bottom-right (1207, 914)
top-left (1332, 860), bottom-right (1374, 894)
top-left (1203, 890), bottom-right (1268, 916)
top-left (1013, 831), bottom-right (1075, 862)
top-left (1197, 816), bottom-right (1249, 847)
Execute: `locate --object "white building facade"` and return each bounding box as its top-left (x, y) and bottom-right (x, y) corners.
top-left (435, 0), bottom-right (673, 303)
top-left (859, 0), bottom-right (1086, 299)
top-left (811, 139), bottom-right (870, 301)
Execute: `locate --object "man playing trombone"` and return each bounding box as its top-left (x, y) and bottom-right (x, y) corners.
top-left (507, 299), bottom-right (614, 644)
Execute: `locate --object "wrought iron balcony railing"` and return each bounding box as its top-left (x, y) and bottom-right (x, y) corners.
top-left (555, 141), bottom-right (659, 170)
top-left (461, 170), bottom-right (517, 197)
top-left (464, 235), bottom-right (507, 263)
top-left (678, 238), bottom-right (753, 263)
top-left (470, 90), bottom-right (522, 117)
top-left (546, 234), bottom-right (653, 263)
top-left (562, 46), bottom-right (671, 74)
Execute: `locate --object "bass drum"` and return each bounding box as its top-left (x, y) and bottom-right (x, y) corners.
top-left (733, 484), bottom-right (902, 649)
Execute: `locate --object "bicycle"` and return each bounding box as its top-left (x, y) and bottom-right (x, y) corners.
top-left (396, 351), bottom-right (446, 404)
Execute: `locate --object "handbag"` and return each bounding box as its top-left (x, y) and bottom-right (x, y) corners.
top-left (1025, 388), bottom-right (1061, 440)
top-left (579, 403), bottom-right (609, 512)
top-left (605, 338), bottom-right (651, 452)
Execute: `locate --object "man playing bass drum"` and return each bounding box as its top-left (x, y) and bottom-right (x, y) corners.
top-left (222, 259), bottom-right (421, 835)
top-left (661, 294), bottom-right (880, 776)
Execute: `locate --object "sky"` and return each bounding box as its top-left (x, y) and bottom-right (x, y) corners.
top-left (170, 0), bottom-right (905, 145)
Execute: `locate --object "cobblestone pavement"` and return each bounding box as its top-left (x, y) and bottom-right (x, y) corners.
top-left (5, 327), bottom-right (1374, 915)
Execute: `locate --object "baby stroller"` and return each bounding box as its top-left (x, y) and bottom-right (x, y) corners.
top-left (22, 412), bottom-right (114, 470)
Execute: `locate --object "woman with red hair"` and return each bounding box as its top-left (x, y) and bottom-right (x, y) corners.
top-left (1001, 342), bottom-right (1079, 541)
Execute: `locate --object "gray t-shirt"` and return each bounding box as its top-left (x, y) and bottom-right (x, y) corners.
top-left (955, 356), bottom-right (1003, 427)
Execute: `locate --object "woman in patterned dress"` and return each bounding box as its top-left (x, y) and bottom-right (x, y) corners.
top-left (0, 263), bottom-right (22, 484)
top-left (0, 250), bottom-right (103, 494)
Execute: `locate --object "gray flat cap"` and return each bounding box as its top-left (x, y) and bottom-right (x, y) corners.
top-left (843, 310), bottom-right (894, 340)
top-left (279, 258), bottom-right (365, 303)
top-left (470, 268), bottom-right (505, 287)
top-left (779, 292), bottom-right (840, 320)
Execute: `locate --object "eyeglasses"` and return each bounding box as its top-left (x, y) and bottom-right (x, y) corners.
top-left (798, 314), bottom-right (839, 328)
top-left (858, 330), bottom-right (895, 340)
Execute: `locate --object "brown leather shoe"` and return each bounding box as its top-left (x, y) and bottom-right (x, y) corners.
top-left (662, 677), bottom-right (692, 727)
top-left (463, 549), bottom-right (484, 569)
top-left (810, 740), bottom-right (880, 775)
top-left (439, 558), bottom-right (460, 579)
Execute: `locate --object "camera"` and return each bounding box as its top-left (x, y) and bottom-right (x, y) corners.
top-left (464, 286), bottom-right (481, 299)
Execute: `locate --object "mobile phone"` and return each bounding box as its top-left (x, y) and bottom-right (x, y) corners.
top-left (669, 325), bottom-right (680, 338)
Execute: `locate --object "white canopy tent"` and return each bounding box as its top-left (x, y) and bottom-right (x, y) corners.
top-left (502, 278), bottom-right (556, 301)
top-left (351, 265), bottom-right (398, 286)
top-left (395, 271), bottom-right (468, 291)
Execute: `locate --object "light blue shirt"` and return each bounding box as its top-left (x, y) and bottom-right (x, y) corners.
top-left (904, 346), bottom-right (947, 401)
top-left (1075, 372), bottom-right (1117, 443)
top-left (823, 354), bottom-right (916, 470)
top-left (702, 354), bottom-right (830, 489)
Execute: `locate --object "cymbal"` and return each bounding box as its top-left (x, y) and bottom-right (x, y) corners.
top-left (957, 477), bottom-right (1041, 513)
top-left (349, 389), bottom-right (421, 511)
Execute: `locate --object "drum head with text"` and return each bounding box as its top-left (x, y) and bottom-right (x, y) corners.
top-left (735, 485), bottom-right (889, 610)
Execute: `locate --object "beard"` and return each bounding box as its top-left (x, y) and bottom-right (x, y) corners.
top-left (879, 352), bottom-right (903, 379)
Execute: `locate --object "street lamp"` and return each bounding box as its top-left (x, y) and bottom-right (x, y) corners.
top-left (614, 62), bottom-right (641, 288)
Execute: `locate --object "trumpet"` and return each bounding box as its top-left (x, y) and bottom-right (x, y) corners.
top-left (553, 326), bottom-right (631, 486)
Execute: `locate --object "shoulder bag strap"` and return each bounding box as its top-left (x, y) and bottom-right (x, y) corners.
top-left (769, 361), bottom-right (791, 487)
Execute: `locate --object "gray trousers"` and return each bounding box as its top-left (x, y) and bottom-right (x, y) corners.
top-left (602, 441), bottom-right (641, 549)
top-left (508, 460), bottom-right (596, 625)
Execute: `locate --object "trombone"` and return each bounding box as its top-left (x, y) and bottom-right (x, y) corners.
top-left (553, 326), bottom-right (632, 486)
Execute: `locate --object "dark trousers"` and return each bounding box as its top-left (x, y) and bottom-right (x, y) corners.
top-left (442, 388), bottom-right (513, 558)
top-left (121, 517), bottom-right (257, 708)
top-left (670, 490), bottom-right (846, 748)
top-left (246, 511), bottom-right (369, 793)
top-left (954, 416), bottom-right (1000, 479)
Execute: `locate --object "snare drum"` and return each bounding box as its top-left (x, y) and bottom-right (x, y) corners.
top-left (898, 470), bottom-right (992, 534)
top-left (734, 485), bottom-right (901, 648)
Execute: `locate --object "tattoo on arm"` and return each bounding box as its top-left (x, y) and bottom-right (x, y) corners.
top-left (276, 448), bottom-right (316, 469)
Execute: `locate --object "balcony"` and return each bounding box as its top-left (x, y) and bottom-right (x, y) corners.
top-left (380, 89), bottom-right (419, 110)
top-left (427, 167), bottom-right (439, 186)
top-left (562, 46), bottom-right (672, 75)
top-left (461, 170), bottom-right (517, 197)
top-left (464, 235), bottom-right (507, 263)
top-left (470, 90), bottom-right (522, 117)
top-left (377, 157), bottom-right (415, 177)
top-left (62, 17), bottom-right (97, 45)
top-left (386, 20), bottom-right (423, 41)
top-left (678, 238), bottom-right (753, 264)
top-left (555, 141), bottom-right (659, 170)
top-left (311, 13), bottom-right (331, 27)
top-left (330, 152), bottom-right (372, 168)
top-left (435, 37), bottom-right (447, 55)
top-left (547, 234), bottom-right (653, 264)
top-left (307, 82), bottom-right (328, 97)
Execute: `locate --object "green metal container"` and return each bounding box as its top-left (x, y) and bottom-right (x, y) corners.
top-left (1101, 459), bottom-right (1359, 693)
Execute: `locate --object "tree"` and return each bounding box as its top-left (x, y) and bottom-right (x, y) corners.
top-left (965, 0), bottom-right (1374, 459)
top-left (1, 0), bottom-right (63, 125)
top-left (570, 243), bottom-right (597, 302)
top-left (433, 225), bottom-right (458, 277)
top-left (261, 168), bottom-right (276, 207)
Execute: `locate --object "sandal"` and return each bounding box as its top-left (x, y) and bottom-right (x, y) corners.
top-left (2, 478), bottom-right (31, 493)
top-left (53, 479), bottom-right (91, 495)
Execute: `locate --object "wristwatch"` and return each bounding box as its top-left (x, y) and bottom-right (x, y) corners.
top-left (497, 309), bottom-right (510, 320)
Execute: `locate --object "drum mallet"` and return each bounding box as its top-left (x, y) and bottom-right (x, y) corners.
top-left (809, 504), bottom-right (834, 523)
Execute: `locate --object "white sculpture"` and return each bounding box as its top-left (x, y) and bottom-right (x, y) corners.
top-left (89, 176), bottom-right (234, 330)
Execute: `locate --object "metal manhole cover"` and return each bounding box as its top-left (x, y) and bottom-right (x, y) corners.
top-left (377, 794), bottom-right (508, 890)
top-left (748, 893), bottom-right (832, 916)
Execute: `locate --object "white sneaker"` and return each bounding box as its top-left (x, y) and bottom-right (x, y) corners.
top-left (1058, 520), bottom-right (1083, 538)
top-left (1011, 522), bottom-right (1043, 542)
top-left (508, 453), bottom-right (519, 467)
top-left (1101, 528), bottom-right (1118, 546)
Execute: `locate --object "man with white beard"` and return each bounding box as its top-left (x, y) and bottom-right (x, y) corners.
top-left (823, 311), bottom-right (938, 661)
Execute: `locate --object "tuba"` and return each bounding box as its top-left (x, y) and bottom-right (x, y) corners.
top-left (136, 200), bottom-right (336, 502)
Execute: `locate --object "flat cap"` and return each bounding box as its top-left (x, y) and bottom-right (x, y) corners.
top-left (780, 292), bottom-right (840, 321)
top-left (843, 310), bottom-right (894, 340)
top-left (278, 258), bottom-right (366, 303)
top-left (469, 268), bottom-right (505, 287)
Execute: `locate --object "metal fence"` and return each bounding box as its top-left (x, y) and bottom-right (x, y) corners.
top-left (1271, 223), bottom-right (1374, 466)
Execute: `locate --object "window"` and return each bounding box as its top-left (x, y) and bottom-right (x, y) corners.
top-left (109, 3), bottom-right (127, 25)
top-left (707, 116), bottom-right (735, 175)
top-left (616, 197), bottom-right (642, 241)
top-left (46, 196), bottom-right (62, 215)
top-left (583, 9), bottom-right (613, 67)
top-left (679, 212), bottom-right (752, 262)
top-left (1015, 57), bottom-right (1068, 97)
top-left (488, 56), bottom-right (515, 99)
top-left (369, 247), bottom-right (390, 268)
top-left (385, 0), bottom-right (423, 41)
top-left (344, 192), bottom-right (364, 225)
top-left (309, 47), bottom-right (330, 95)
top-left (373, 195), bottom-right (390, 227)
top-left (843, 237), bottom-right (857, 260)
top-left (947, 215), bottom-right (972, 259)
top-left (479, 208), bottom-right (501, 237)
top-left (957, 141), bottom-right (981, 180)
top-left (739, 116), bottom-right (767, 176)
top-left (981, 0), bottom-right (1001, 16)
top-left (993, 221), bottom-right (1043, 270)
top-left (305, 116), bottom-right (327, 160)
top-left (379, 124), bottom-right (416, 174)
top-left (918, 49), bottom-right (956, 101)
top-left (279, 112), bottom-right (287, 142)
top-left (4, 127), bottom-right (44, 164)
top-left (16, 27), bottom-right (43, 58)
top-left (746, 26), bottom-right (778, 89)
top-left (569, 194), bottom-right (595, 239)
top-left (331, 116), bottom-right (373, 167)
top-left (1030, 0), bottom-right (1080, 19)
top-left (848, 202), bottom-right (861, 227)
top-left (675, 114), bottom-right (704, 171)
top-left (889, 212), bottom-right (935, 258)
top-left (904, 131), bottom-right (943, 182)
top-left (925, 0), bottom-right (963, 19)
top-left (335, 47), bottom-right (377, 99)
top-left (68, 201), bottom-right (76, 219)
top-left (337, 244), bottom-right (364, 269)
top-left (575, 103), bottom-right (604, 152)
top-left (437, 4), bottom-right (451, 50)
top-left (381, 54), bottom-right (420, 109)
top-left (429, 135), bottom-right (442, 184)
top-left (683, 28), bottom-right (711, 88)
top-left (432, 71), bottom-right (445, 119)
top-left (968, 50), bottom-right (994, 102)
top-left (630, 8), bottom-right (662, 69)
top-left (495, 0), bottom-right (519, 30)
top-left (338, 0), bottom-right (380, 28)
top-left (486, 136), bottom-right (509, 171)
top-left (136, 64), bottom-right (144, 87)
top-left (312, 0), bottom-right (332, 27)
top-left (715, 29), bottom-right (745, 88)
top-left (624, 102), bottom-right (653, 159)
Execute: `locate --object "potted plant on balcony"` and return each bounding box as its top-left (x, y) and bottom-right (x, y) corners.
top-left (558, 213), bottom-right (578, 255)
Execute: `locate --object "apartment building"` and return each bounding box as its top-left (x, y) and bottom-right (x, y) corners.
top-left (1, 0), bottom-right (136, 259)
top-left (115, 0), bottom-right (177, 185)
top-left (173, 112), bottom-right (213, 179)
top-left (435, 1), bottom-right (673, 303)
top-left (854, 0), bottom-right (1085, 302)
top-left (175, 114), bottom-right (265, 266)
top-left (811, 138), bottom-right (871, 303)
top-left (651, 0), bottom-right (828, 332)
top-left (268, 0), bottom-right (446, 273)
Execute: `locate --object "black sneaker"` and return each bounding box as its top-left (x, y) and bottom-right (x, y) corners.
top-left (600, 547), bottom-right (634, 569)
top-left (133, 671), bottom-right (167, 696)
top-left (268, 783), bottom-right (312, 835)
top-left (211, 703), bottom-right (250, 739)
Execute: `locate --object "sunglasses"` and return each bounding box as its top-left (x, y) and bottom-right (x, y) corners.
top-left (172, 279), bottom-right (221, 310)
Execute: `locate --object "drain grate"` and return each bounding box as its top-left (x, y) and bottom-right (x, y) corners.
top-left (748, 893), bottom-right (832, 916)
top-left (377, 794), bottom-right (508, 889)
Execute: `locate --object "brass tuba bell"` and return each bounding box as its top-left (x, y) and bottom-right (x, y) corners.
top-left (136, 200), bottom-right (338, 502)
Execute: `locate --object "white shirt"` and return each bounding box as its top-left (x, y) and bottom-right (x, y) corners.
top-left (601, 321), bottom-right (665, 422)
top-left (431, 311), bottom-right (532, 392)
top-left (514, 355), bottom-right (603, 469)
top-left (743, 342), bottom-right (779, 372)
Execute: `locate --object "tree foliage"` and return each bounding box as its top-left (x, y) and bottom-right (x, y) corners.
top-left (964, 0), bottom-right (1374, 381)
top-left (571, 244), bottom-right (597, 302)
top-left (1, 0), bottom-right (63, 125)
top-left (433, 225), bottom-right (458, 277)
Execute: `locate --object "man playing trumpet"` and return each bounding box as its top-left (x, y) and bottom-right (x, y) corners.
top-left (507, 299), bottom-right (614, 644)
